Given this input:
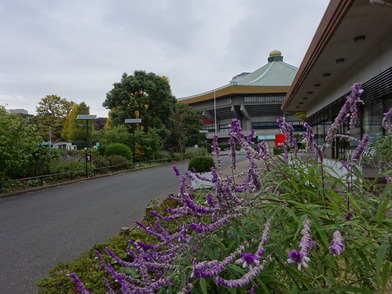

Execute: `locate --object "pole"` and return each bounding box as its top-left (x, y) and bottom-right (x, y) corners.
top-left (214, 91), bottom-right (217, 134)
top-left (86, 119), bottom-right (89, 148)
top-left (85, 148), bottom-right (88, 177)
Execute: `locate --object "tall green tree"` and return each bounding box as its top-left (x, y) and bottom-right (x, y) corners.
top-left (103, 71), bottom-right (176, 132)
top-left (92, 125), bottom-right (133, 147)
top-left (62, 102), bottom-right (92, 141)
top-left (35, 95), bottom-right (75, 141)
top-left (0, 107), bottom-right (40, 179)
top-left (167, 103), bottom-right (205, 153)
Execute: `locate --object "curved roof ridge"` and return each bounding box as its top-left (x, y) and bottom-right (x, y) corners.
top-left (247, 62), bottom-right (274, 84)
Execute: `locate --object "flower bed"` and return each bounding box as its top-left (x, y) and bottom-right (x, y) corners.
top-left (41, 84), bottom-right (391, 294)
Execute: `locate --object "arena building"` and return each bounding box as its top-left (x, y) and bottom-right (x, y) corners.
top-left (178, 50), bottom-right (302, 144)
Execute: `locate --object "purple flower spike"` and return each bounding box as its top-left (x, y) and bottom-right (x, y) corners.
top-left (351, 134), bottom-right (370, 163)
top-left (287, 250), bottom-right (310, 270)
top-left (172, 165), bottom-right (181, 176)
top-left (228, 136), bottom-right (237, 170)
top-left (67, 273), bottom-right (92, 294)
top-left (249, 285), bottom-right (259, 294)
top-left (382, 107), bottom-right (392, 132)
top-left (241, 253), bottom-right (259, 269)
top-left (326, 83), bottom-right (363, 141)
top-left (330, 230), bottom-right (345, 256)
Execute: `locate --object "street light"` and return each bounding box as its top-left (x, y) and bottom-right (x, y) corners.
top-left (125, 118), bottom-right (142, 162)
top-left (77, 114), bottom-right (96, 177)
top-left (76, 115), bottom-right (97, 147)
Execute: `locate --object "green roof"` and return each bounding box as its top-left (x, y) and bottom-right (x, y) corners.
top-left (230, 58), bottom-right (298, 87)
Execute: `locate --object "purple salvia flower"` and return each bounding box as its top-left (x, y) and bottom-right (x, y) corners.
top-left (229, 119), bottom-right (261, 161)
top-left (184, 197), bottom-right (214, 214)
top-left (213, 261), bottom-right (266, 288)
top-left (241, 253), bottom-right (260, 269)
top-left (213, 135), bottom-right (222, 171)
top-left (167, 193), bottom-right (182, 202)
top-left (345, 210), bottom-right (354, 221)
top-left (177, 283), bottom-right (194, 294)
top-left (95, 251), bottom-right (142, 286)
top-left (303, 123), bottom-right (324, 163)
top-left (384, 174), bottom-right (392, 184)
top-left (247, 129), bottom-right (255, 143)
top-left (190, 212), bottom-right (241, 234)
top-left (150, 210), bottom-right (189, 221)
top-left (330, 230), bottom-right (345, 256)
top-left (287, 250), bottom-right (310, 270)
top-left (350, 134), bottom-right (370, 163)
top-left (298, 219), bottom-right (315, 254)
top-left (249, 285), bottom-right (259, 294)
top-left (277, 117), bottom-right (298, 154)
top-left (192, 242), bottom-right (250, 279)
top-left (228, 135), bottom-right (237, 170)
top-left (206, 192), bottom-right (217, 209)
top-left (257, 140), bottom-right (269, 159)
top-left (137, 241), bottom-right (155, 251)
top-left (382, 106), bottom-right (392, 132)
top-left (102, 277), bottom-right (116, 294)
top-left (67, 273), bottom-right (93, 294)
top-left (172, 165), bottom-right (181, 176)
top-left (255, 220), bottom-right (271, 258)
top-left (326, 83), bottom-right (363, 141)
top-left (287, 219), bottom-right (313, 270)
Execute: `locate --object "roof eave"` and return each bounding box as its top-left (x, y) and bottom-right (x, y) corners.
top-left (281, 0), bottom-right (355, 111)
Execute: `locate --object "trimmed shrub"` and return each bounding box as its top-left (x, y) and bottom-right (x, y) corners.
top-left (218, 142), bottom-right (230, 151)
top-left (187, 156), bottom-right (215, 173)
top-left (107, 155), bottom-right (129, 167)
top-left (185, 147), bottom-right (208, 158)
top-left (105, 143), bottom-right (132, 160)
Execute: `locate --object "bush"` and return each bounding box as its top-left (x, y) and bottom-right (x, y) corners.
top-left (187, 156), bottom-right (215, 173)
top-left (107, 155), bottom-right (129, 167)
top-left (105, 143), bottom-right (132, 160)
top-left (49, 160), bottom-right (94, 177)
top-left (185, 147), bottom-right (208, 158)
top-left (171, 152), bottom-right (183, 161)
top-left (91, 155), bottom-right (110, 168)
top-left (218, 142), bottom-right (230, 151)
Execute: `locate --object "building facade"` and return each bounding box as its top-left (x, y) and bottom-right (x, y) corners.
top-left (178, 51), bottom-right (301, 143)
top-left (282, 0), bottom-right (392, 159)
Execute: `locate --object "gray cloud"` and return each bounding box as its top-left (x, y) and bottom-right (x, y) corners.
top-left (0, 0), bottom-right (329, 117)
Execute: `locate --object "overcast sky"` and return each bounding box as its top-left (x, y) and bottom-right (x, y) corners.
top-left (1, 0), bottom-right (330, 118)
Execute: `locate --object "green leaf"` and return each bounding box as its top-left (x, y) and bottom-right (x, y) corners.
top-left (376, 191), bottom-right (392, 224)
top-left (309, 216), bottom-right (329, 249)
top-left (199, 279), bottom-right (208, 294)
top-left (376, 242), bottom-right (390, 284)
top-left (380, 262), bottom-right (390, 293)
top-left (281, 206), bottom-right (299, 223)
top-left (333, 286), bottom-right (373, 293)
top-left (291, 283), bottom-right (298, 294)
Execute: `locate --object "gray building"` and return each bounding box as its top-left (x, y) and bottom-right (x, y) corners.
top-left (9, 109), bottom-right (28, 114)
top-left (178, 50), bottom-right (302, 143)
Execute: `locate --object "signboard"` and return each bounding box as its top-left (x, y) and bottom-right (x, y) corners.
top-left (124, 119), bottom-right (142, 123)
top-left (77, 115), bottom-right (97, 120)
top-left (275, 134), bottom-right (286, 147)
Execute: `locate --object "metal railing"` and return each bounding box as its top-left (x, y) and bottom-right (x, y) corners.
top-left (0, 157), bottom-right (184, 194)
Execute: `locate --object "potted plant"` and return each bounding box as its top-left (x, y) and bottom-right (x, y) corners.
top-left (187, 156), bottom-right (215, 189)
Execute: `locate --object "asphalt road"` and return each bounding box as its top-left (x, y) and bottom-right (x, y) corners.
top-left (0, 162), bottom-right (189, 294)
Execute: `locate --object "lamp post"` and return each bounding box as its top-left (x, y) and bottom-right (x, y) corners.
top-left (77, 114), bottom-right (97, 177)
top-left (125, 118), bottom-right (142, 163)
